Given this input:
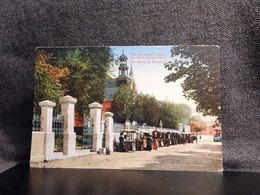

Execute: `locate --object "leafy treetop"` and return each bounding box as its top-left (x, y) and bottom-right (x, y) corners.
top-left (164, 46), bottom-right (221, 121)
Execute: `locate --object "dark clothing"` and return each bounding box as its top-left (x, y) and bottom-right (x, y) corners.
top-left (119, 136), bottom-right (124, 152)
top-left (147, 137), bottom-right (152, 151)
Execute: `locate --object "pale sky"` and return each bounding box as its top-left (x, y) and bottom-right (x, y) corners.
top-left (110, 46), bottom-right (217, 123)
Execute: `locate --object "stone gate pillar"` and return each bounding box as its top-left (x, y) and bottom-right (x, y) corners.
top-left (104, 112), bottom-right (114, 152)
top-left (159, 120), bottom-right (163, 130)
top-left (185, 125), bottom-right (191, 134)
top-left (60, 95), bottom-right (77, 156)
top-left (89, 102), bottom-right (103, 151)
top-left (125, 120), bottom-right (131, 129)
top-left (178, 123), bottom-right (183, 132)
top-left (39, 100), bottom-right (56, 161)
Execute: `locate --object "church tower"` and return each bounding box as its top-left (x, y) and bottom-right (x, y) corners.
top-left (102, 49), bottom-right (138, 114)
top-left (116, 50), bottom-right (131, 87)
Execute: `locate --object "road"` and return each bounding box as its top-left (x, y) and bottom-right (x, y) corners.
top-left (31, 139), bottom-right (222, 172)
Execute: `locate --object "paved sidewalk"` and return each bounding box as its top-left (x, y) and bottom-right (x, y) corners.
top-left (31, 139), bottom-right (222, 172)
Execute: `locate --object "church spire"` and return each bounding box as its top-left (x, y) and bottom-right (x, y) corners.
top-left (129, 63), bottom-right (134, 80)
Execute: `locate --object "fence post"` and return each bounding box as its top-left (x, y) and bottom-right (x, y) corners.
top-left (39, 100), bottom-right (56, 161)
top-left (60, 95), bottom-right (77, 156)
top-left (104, 112), bottom-right (114, 152)
top-left (89, 102), bottom-right (103, 151)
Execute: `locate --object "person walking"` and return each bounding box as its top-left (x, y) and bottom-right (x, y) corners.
top-left (147, 136), bottom-right (152, 151)
top-left (119, 133), bottom-right (125, 152)
top-left (152, 132), bottom-right (158, 150)
top-left (152, 137), bottom-right (158, 150)
top-left (143, 135), bottom-right (147, 150)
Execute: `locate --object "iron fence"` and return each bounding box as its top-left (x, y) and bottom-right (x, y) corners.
top-left (82, 115), bottom-right (93, 149)
top-left (102, 121), bottom-right (106, 148)
top-left (53, 116), bottom-right (63, 152)
top-left (32, 115), bottom-right (63, 151)
top-left (32, 115), bottom-right (41, 131)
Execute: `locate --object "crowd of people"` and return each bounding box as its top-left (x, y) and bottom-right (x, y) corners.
top-left (118, 131), bottom-right (198, 152)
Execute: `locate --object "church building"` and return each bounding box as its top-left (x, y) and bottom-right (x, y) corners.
top-left (74, 50), bottom-right (137, 128)
top-left (102, 50), bottom-right (137, 113)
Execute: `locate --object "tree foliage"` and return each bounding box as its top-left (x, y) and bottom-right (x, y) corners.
top-left (112, 83), bottom-right (135, 123)
top-left (33, 47), bottom-right (113, 115)
top-left (178, 104), bottom-right (191, 119)
top-left (56, 47), bottom-right (113, 113)
top-left (143, 95), bottom-right (160, 126)
top-left (160, 102), bottom-right (189, 129)
top-left (189, 115), bottom-right (202, 122)
top-left (177, 103), bottom-right (192, 125)
top-left (112, 87), bottom-right (193, 128)
top-left (164, 46), bottom-right (221, 120)
top-left (131, 93), bottom-right (160, 126)
top-left (131, 93), bottom-right (145, 123)
top-left (113, 91), bottom-right (160, 126)
top-left (33, 50), bottom-right (69, 115)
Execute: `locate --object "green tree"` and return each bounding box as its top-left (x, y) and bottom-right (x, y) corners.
top-left (177, 103), bottom-right (192, 125)
top-left (131, 93), bottom-right (161, 126)
top-left (160, 102), bottom-right (184, 129)
top-left (112, 83), bottom-right (135, 123)
top-left (132, 93), bottom-right (145, 123)
top-left (143, 95), bottom-right (160, 126)
top-left (164, 46), bottom-right (221, 120)
top-left (57, 47), bottom-right (113, 113)
top-left (178, 104), bottom-right (191, 118)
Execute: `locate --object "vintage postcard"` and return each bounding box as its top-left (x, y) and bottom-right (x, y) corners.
top-left (30, 46), bottom-right (222, 171)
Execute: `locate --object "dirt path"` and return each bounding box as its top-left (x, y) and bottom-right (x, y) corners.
top-left (31, 140), bottom-right (222, 171)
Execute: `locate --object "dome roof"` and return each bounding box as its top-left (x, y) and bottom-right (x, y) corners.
top-left (119, 50), bottom-right (128, 60)
top-left (119, 53), bottom-right (128, 60)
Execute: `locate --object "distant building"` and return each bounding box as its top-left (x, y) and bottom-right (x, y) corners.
top-left (102, 50), bottom-right (137, 113)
